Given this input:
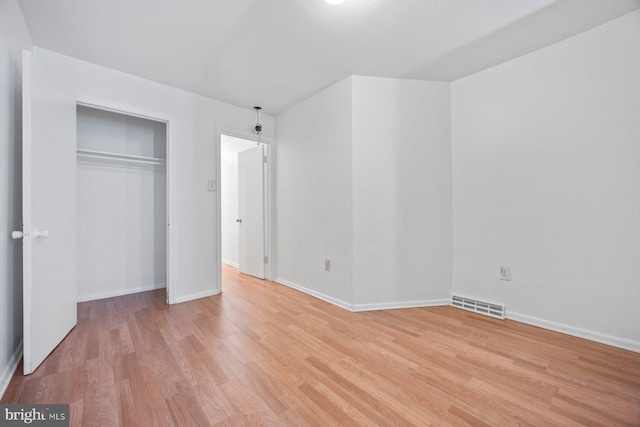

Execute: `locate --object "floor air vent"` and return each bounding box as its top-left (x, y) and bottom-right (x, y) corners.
top-left (451, 295), bottom-right (505, 319)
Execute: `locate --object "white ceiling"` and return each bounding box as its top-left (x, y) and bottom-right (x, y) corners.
top-left (17, 0), bottom-right (640, 115)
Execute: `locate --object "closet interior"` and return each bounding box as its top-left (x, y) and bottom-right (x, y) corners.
top-left (76, 105), bottom-right (167, 302)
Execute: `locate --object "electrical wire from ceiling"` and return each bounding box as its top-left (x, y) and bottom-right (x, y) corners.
top-left (254, 106), bottom-right (262, 145)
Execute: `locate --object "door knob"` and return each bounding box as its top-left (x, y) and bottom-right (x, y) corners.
top-left (11, 231), bottom-right (23, 239)
top-left (33, 229), bottom-right (50, 240)
top-left (236, 219), bottom-right (242, 223)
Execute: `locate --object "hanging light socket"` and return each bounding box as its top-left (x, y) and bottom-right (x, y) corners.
top-left (254, 106), bottom-right (263, 144)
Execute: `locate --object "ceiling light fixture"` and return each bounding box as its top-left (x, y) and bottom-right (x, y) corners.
top-left (324, 0), bottom-right (346, 5)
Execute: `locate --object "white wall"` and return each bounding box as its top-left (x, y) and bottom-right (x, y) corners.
top-left (76, 106), bottom-right (167, 157)
top-left (452, 11), bottom-right (640, 350)
top-left (351, 76), bottom-right (452, 309)
top-left (275, 77), bottom-right (354, 307)
top-left (76, 106), bottom-right (167, 301)
top-left (0, 0), bottom-right (31, 398)
top-left (35, 47), bottom-right (274, 303)
top-left (275, 76), bottom-right (452, 310)
top-left (221, 135), bottom-right (257, 268)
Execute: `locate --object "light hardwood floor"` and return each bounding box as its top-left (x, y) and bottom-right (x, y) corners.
top-left (3, 264), bottom-right (640, 426)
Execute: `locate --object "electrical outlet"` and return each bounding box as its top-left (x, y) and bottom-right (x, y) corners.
top-left (324, 259), bottom-right (331, 271)
top-left (500, 266), bottom-right (511, 281)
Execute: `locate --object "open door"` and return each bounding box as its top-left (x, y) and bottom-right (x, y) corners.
top-left (237, 145), bottom-right (265, 279)
top-left (18, 50), bottom-right (77, 374)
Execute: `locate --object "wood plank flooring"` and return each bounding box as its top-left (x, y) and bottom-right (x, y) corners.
top-left (3, 264), bottom-right (640, 426)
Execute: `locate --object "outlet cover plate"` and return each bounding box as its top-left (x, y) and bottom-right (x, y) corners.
top-left (500, 266), bottom-right (511, 281)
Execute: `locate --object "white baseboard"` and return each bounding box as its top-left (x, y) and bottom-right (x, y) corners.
top-left (0, 340), bottom-right (23, 400)
top-left (175, 288), bottom-right (221, 304)
top-left (274, 278), bottom-right (449, 313)
top-left (222, 259), bottom-right (239, 268)
top-left (507, 311), bottom-right (640, 353)
top-left (352, 298), bottom-right (451, 312)
top-left (77, 282), bottom-right (167, 302)
top-left (274, 278), bottom-right (353, 311)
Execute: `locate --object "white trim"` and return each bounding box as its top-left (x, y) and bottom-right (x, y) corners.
top-left (222, 259), bottom-right (239, 269)
top-left (166, 115), bottom-right (175, 304)
top-left (0, 340), bottom-right (23, 399)
top-left (274, 278), bottom-right (450, 313)
top-left (275, 278), bottom-right (353, 311)
top-left (263, 142), bottom-right (274, 280)
top-left (215, 127), bottom-right (223, 294)
top-left (22, 50), bottom-right (33, 374)
top-left (217, 127), bottom-right (275, 145)
top-left (261, 143), bottom-right (267, 280)
top-left (77, 282), bottom-right (167, 303)
top-left (175, 289), bottom-right (221, 304)
top-left (75, 97), bottom-right (170, 123)
top-left (352, 299), bottom-right (450, 312)
top-left (507, 311), bottom-right (640, 353)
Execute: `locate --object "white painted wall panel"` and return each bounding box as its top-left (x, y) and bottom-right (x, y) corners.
top-left (76, 106), bottom-right (166, 158)
top-left (77, 165), bottom-right (166, 300)
top-left (275, 76), bottom-right (452, 310)
top-left (451, 11), bottom-right (640, 346)
top-left (351, 76), bottom-right (452, 307)
top-left (275, 77), bottom-right (353, 306)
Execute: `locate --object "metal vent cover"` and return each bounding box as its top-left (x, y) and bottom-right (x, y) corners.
top-left (451, 295), bottom-right (505, 319)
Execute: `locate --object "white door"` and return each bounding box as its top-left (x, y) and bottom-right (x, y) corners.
top-left (237, 145), bottom-right (265, 278)
top-left (20, 50), bottom-right (77, 374)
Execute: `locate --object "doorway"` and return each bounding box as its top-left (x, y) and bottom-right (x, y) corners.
top-left (219, 133), bottom-right (272, 282)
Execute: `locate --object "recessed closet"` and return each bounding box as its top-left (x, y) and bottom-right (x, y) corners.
top-left (76, 105), bottom-right (167, 302)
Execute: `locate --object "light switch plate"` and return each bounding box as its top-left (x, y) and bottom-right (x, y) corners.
top-left (208, 180), bottom-right (216, 191)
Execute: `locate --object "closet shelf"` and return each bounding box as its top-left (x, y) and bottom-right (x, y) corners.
top-left (77, 149), bottom-right (166, 171)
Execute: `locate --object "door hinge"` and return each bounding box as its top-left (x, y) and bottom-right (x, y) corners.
top-left (263, 155), bottom-right (267, 164)
top-left (263, 256), bottom-right (268, 263)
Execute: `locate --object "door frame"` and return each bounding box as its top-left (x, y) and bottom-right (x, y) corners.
top-left (75, 96), bottom-right (176, 304)
top-left (216, 127), bottom-right (274, 290)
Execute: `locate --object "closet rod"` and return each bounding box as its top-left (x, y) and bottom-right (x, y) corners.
top-left (77, 149), bottom-right (166, 172)
top-left (76, 148), bottom-right (166, 164)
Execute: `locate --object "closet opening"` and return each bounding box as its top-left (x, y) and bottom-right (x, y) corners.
top-left (75, 104), bottom-right (170, 303)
